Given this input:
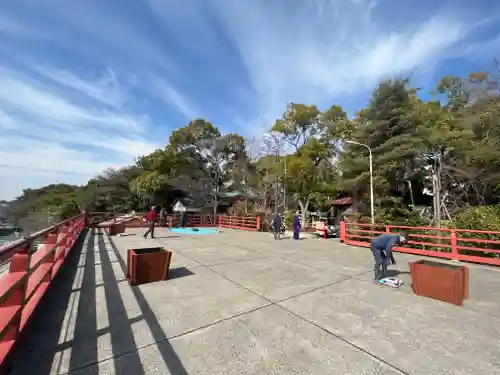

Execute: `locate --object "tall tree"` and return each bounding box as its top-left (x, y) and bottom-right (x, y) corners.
top-left (271, 103), bottom-right (320, 152)
top-left (169, 119), bottom-right (246, 219)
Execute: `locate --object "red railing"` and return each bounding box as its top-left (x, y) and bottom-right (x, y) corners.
top-left (0, 213), bottom-right (86, 370)
top-left (218, 215), bottom-right (260, 231)
top-left (169, 214), bottom-right (216, 228)
top-left (340, 221), bottom-right (500, 266)
top-left (88, 212), bottom-right (261, 232)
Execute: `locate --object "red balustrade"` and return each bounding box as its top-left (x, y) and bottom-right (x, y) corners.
top-left (340, 221), bottom-right (500, 266)
top-left (168, 214), bottom-right (215, 228)
top-left (0, 213), bottom-right (86, 371)
top-left (89, 212), bottom-right (261, 231)
top-left (218, 215), bottom-right (260, 231)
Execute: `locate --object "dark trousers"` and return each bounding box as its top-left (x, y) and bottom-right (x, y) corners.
top-left (273, 227), bottom-right (281, 240)
top-left (293, 229), bottom-right (300, 240)
top-left (144, 221), bottom-right (155, 238)
top-left (371, 246), bottom-right (387, 281)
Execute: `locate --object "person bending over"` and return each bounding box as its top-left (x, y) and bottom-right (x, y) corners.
top-left (370, 231), bottom-right (408, 281)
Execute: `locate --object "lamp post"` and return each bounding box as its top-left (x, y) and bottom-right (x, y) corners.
top-left (346, 140), bottom-right (374, 224)
top-left (283, 155), bottom-right (287, 212)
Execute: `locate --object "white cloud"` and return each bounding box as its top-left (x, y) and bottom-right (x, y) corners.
top-left (0, 13), bottom-right (53, 40)
top-left (35, 67), bottom-right (129, 108)
top-left (0, 0), bottom-right (496, 200)
top-left (0, 67), bottom-right (145, 133)
top-left (143, 75), bottom-right (201, 120)
top-left (0, 66), bottom-right (158, 200)
top-left (0, 109), bottom-right (17, 130)
top-left (464, 33), bottom-right (500, 56)
top-left (19, 0), bottom-right (178, 73)
top-left (0, 137), bottom-right (127, 199)
top-left (210, 0), bottom-right (479, 132)
top-left (145, 0), bottom-right (219, 53)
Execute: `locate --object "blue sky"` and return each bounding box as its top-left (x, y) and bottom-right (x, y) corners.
top-left (0, 0), bottom-right (499, 200)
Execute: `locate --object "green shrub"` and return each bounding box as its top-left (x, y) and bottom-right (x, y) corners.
top-left (284, 211), bottom-right (294, 229)
top-left (450, 205), bottom-right (500, 258)
top-left (452, 205), bottom-right (500, 232)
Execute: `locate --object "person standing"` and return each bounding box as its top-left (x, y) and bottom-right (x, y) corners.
top-left (143, 206), bottom-right (157, 239)
top-left (271, 212), bottom-right (282, 240)
top-left (159, 207), bottom-right (166, 227)
top-left (180, 210), bottom-right (186, 228)
top-left (293, 211), bottom-right (301, 240)
top-left (370, 231), bottom-right (408, 281)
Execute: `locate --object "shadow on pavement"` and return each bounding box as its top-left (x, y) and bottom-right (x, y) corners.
top-left (106, 231), bottom-right (189, 374)
top-left (8, 227), bottom-right (189, 375)
top-left (168, 267), bottom-right (195, 280)
top-left (385, 269), bottom-right (411, 278)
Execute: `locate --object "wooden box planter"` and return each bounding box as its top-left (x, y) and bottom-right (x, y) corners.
top-left (127, 247), bottom-right (172, 286)
top-left (123, 217), bottom-right (146, 228)
top-left (108, 222), bottom-right (125, 236)
top-left (409, 260), bottom-right (469, 306)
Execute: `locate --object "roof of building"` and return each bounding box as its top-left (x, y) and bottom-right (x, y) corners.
top-left (329, 197), bottom-right (353, 206)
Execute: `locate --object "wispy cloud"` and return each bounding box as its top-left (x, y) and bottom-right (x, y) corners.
top-left (211, 0), bottom-right (480, 133)
top-left (0, 64), bottom-right (158, 199)
top-left (0, 0), bottom-right (498, 199)
top-left (0, 109), bottom-right (17, 130)
top-left (143, 75), bottom-right (201, 120)
top-left (35, 67), bottom-right (129, 108)
top-left (0, 67), bottom-right (146, 133)
top-left (22, 0), bottom-right (178, 73)
top-left (0, 12), bottom-right (52, 40)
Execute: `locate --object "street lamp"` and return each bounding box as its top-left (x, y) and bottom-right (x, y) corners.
top-left (345, 140), bottom-right (374, 224)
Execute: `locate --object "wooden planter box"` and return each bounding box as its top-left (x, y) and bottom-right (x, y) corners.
top-left (108, 222), bottom-right (126, 236)
top-left (127, 247), bottom-right (172, 286)
top-left (409, 260), bottom-right (469, 306)
top-left (123, 217), bottom-right (146, 228)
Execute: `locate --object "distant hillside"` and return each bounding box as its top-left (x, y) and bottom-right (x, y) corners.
top-left (4, 184), bottom-right (82, 234)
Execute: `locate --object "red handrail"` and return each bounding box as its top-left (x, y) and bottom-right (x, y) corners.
top-left (86, 212), bottom-right (261, 231)
top-left (218, 215), bottom-right (260, 231)
top-left (0, 213), bottom-right (86, 369)
top-left (168, 214), bottom-right (216, 228)
top-left (340, 221), bottom-right (500, 266)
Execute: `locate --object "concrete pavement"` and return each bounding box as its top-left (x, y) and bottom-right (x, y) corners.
top-left (8, 227), bottom-right (500, 374)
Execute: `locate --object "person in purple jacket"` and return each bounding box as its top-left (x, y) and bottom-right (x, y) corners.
top-left (293, 211), bottom-right (301, 240)
top-left (370, 231), bottom-right (409, 281)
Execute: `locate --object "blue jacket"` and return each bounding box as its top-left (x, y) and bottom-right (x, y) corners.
top-left (272, 215), bottom-right (282, 228)
top-left (371, 234), bottom-right (401, 257)
top-left (293, 215), bottom-right (301, 230)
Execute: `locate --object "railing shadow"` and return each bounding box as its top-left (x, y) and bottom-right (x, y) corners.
top-left (93, 230), bottom-right (146, 375)
top-left (103, 231), bottom-right (189, 374)
top-left (8, 227), bottom-right (189, 375)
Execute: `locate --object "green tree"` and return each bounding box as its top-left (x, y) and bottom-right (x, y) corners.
top-left (340, 78), bottom-right (422, 221)
top-left (169, 118), bottom-right (247, 219)
top-left (271, 103), bottom-right (321, 152)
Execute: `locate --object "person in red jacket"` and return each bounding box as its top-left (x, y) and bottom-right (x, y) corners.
top-left (143, 206), bottom-right (157, 239)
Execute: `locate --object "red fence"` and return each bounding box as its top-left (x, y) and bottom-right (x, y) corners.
top-left (218, 215), bottom-right (260, 231)
top-left (340, 221), bottom-right (500, 266)
top-left (0, 213), bottom-right (86, 370)
top-left (169, 214), bottom-right (216, 228)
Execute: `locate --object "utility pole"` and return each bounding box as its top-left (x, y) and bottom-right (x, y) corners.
top-left (264, 169), bottom-right (268, 213)
top-left (431, 156), bottom-right (443, 228)
top-left (283, 155), bottom-right (287, 212)
top-left (346, 140), bottom-right (374, 224)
